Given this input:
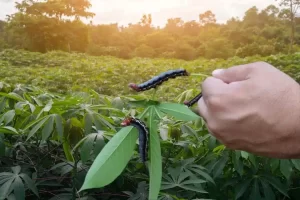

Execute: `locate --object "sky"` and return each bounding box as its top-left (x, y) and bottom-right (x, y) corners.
top-left (0, 0), bottom-right (278, 27)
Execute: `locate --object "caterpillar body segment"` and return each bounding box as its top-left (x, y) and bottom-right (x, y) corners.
top-left (184, 92), bottom-right (202, 107)
top-left (129, 69), bottom-right (189, 92)
top-left (121, 117), bottom-right (149, 163)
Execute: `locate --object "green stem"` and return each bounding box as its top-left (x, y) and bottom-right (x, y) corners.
top-left (138, 107), bottom-right (150, 119)
top-left (189, 73), bottom-right (210, 77)
top-left (72, 154), bottom-right (79, 200)
top-left (151, 88), bottom-right (157, 100)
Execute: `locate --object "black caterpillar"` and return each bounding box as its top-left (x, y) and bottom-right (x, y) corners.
top-left (184, 92), bottom-right (202, 107)
top-left (121, 117), bottom-right (149, 163)
top-left (129, 69), bottom-right (189, 92)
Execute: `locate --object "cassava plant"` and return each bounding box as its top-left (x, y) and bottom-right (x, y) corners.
top-left (79, 69), bottom-right (207, 199)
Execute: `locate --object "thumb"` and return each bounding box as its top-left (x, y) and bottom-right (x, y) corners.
top-left (212, 64), bottom-right (252, 83)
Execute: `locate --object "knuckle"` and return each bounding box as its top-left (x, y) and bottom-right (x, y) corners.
top-left (202, 77), bottom-right (215, 89)
top-left (204, 76), bottom-right (215, 83)
top-left (206, 95), bottom-right (222, 109)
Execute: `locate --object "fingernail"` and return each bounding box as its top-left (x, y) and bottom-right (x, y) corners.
top-left (212, 69), bottom-right (224, 76)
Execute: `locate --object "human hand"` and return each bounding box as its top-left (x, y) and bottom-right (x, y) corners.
top-left (198, 61), bottom-right (300, 158)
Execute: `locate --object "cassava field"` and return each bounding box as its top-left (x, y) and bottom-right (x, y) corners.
top-left (2, 49), bottom-right (300, 200)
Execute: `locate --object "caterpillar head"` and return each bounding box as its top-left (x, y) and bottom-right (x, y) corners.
top-left (121, 117), bottom-right (134, 126)
top-left (183, 100), bottom-right (189, 105)
top-left (183, 69), bottom-right (189, 76)
top-left (128, 83), bottom-right (140, 91)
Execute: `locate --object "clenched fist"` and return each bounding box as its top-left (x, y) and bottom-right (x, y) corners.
top-left (198, 61), bottom-right (300, 158)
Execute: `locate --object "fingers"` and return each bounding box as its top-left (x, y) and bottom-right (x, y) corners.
top-left (197, 97), bottom-right (208, 120)
top-left (212, 63), bottom-right (254, 83)
top-left (201, 77), bottom-right (228, 99)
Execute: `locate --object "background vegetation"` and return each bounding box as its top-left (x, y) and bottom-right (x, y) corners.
top-left (1, 0), bottom-right (300, 200)
top-left (1, 0), bottom-right (300, 60)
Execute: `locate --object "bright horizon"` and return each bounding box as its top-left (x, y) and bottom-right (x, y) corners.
top-left (0, 0), bottom-right (277, 26)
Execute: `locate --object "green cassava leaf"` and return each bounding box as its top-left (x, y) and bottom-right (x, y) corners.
top-left (0, 97), bottom-right (6, 113)
top-left (235, 179), bottom-right (252, 200)
top-left (0, 177), bottom-right (14, 199)
top-left (161, 167), bottom-right (207, 194)
top-left (261, 175), bottom-right (289, 198)
top-left (0, 92), bottom-right (24, 102)
top-left (291, 159), bottom-right (300, 171)
top-left (241, 151), bottom-right (249, 160)
top-left (19, 174), bottom-right (39, 197)
top-left (270, 159), bottom-right (279, 173)
top-left (260, 179), bottom-right (275, 200)
top-left (1, 110), bottom-right (15, 125)
top-left (0, 127), bottom-right (19, 135)
top-left (80, 133), bottom-right (97, 163)
top-left (54, 114), bottom-right (64, 141)
top-left (249, 179), bottom-right (261, 200)
top-left (233, 151), bottom-right (243, 176)
top-left (93, 133), bottom-right (106, 156)
top-left (212, 153), bottom-right (229, 178)
top-left (79, 126), bottom-right (138, 191)
top-left (84, 113), bottom-right (93, 135)
top-left (148, 107), bottom-right (162, 200)
top-left (42, 115), bottom-right (54, 141)
top-left (26, 115), bottom-right (51, 141)
top-left (156, 103), bottom-right (200, 121)
top-left (280, 159), bottom-right (292, 180)
top-left (13, 176), bottom-right (25, 200)
top-left (0, 136), bottom-right (5, 156)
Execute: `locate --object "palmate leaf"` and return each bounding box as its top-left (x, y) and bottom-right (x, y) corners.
top-left (79, 126), bottom-right (138, 191)
top-left (161, 166), bottom-right (207, 194)
top-left (234, 179), bottom-right (252, 200)
top-left (83, 112), bottom-right (116, 133)
top-left (249, 179), bottom-right (261, 200)
top-left (211, 152), bottom-right (229, 178)
top-left (261, 174), bottom-right (289, 198)
top-left (25, 114), bottom-right (64, 141)
top-left (78, 132), bottom-right (106, 163)
top-left (260, 179), bottom-right (276, 200)
top-left (0, 166), bottom-right (39, 199)
top-left (178, 158), bottom-right (215, 185)
top-left (13, 176), bottom-right (25, 200)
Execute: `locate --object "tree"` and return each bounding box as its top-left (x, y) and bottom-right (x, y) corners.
top-left (243, 6), bottom-right (260, 27)
top-left (6, 0), bottom-right (95, 52)
top-left (0, 20), bottom-right (7, 49)
top-left (164, 18), bottom-right (184, 36)
top-left (264, 4), bottom-right (280, 17)
top-left (199, 10), bottom-right (216, 26)
top-left (276, 0), bottom-right (300, 52)
top-left (183, 20), bottom-right (200, 36)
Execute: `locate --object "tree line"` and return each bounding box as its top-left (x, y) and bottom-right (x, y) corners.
top-left (0, 0), bottom-right (300, 60)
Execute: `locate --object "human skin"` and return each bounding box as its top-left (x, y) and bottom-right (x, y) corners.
top-left (197, 61), bottom-right (300, 159)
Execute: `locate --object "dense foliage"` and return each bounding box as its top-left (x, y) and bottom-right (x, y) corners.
top-left (1, 50), bottom-right (300, 199)
top-left (1, 49), bottom-right (300, 97)
top-left (2, 0), bottom-right (300, 199)
top-left (1, 0), bottom-right (300, 60)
